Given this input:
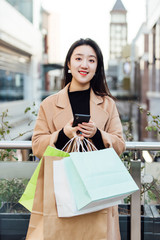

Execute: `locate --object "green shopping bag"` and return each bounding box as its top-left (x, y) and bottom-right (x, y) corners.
top-left (64, 148), bottom-right (139, 210)
top-left (19, 146), bottom-right (69, 211)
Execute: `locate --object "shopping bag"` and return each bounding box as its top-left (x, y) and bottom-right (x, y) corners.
top-left (26, 155), bottom-right (116, 240)
top-left (19, 146), bottom-right (69, 211)
top-left (25, 138), bottom-right (121, 239)
top-left (54, 148), bottom-right (138, 217)
top-left (54, 159), bottom-right (121, 217)
top-left (19, 136), bottom-right (89, 211)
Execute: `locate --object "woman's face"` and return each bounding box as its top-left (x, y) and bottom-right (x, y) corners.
top-left (68, 45), bottom-right (98, 91)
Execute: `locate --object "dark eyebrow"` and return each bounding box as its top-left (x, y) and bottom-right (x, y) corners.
top-left (74, 53), bottom-right (97, 59)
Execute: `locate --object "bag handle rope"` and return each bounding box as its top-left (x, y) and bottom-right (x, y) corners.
top-left (62, 136), bottom-right (97, 153)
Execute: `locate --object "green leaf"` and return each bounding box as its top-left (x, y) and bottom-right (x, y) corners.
top-left (152, 115), bottom-right (156, 119)
top-left (6, 149), bottom-right (12, 152)
top-left (145, 126), bottom-right (153, 131)
top-left (153, 126), bottom-right (157, 131)
top-left (24, 107), bottom-right (31, 113)
top-left (139, 107), bottom-right (144, 113)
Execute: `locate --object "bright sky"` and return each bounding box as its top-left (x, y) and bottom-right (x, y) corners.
top-left (42, 0), bottom-right (146, 66)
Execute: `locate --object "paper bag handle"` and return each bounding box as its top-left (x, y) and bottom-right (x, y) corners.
top-left (62, 136), bottom-right (97, 153)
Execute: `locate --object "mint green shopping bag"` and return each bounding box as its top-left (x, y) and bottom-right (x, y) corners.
top-left (64, 148), bottom-right (139, 210)
top-left (19, 146), bottom-right (69, 211)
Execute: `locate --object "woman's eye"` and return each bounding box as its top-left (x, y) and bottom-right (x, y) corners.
top-left (75, 57), bottom-right (81, 61)
top-left (89, 59), bottom-right (95, 63)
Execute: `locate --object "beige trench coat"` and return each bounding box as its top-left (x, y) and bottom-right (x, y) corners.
top-left (32, 84), bottom-right (125, 159)
top-left (32, 83), bottom-right (126, 240)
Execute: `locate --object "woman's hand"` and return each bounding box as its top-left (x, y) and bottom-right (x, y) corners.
top-left (77, 120), bottom-right (97, 138)
top-left (63, 119), bottom-right (79, 139)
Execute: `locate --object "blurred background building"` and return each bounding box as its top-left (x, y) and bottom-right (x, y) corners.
top-left (107, 0), bottom-right (140, 141)
top-left (0, 0), bottom-right (42, 141)
top-left (130, 0), bottom-right (160, 142)
top-left (0, 0), bottom-right (63, 143)
top-left (107, 0), bottom-right (160, 143)
top-left (107, 0), bottom-right (128, 92)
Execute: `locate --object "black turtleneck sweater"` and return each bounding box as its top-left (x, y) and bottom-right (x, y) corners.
top-left (55, 88), bottom-right (105, 150)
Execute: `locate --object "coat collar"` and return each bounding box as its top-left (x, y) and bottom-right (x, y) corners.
top-left (54, 83), bottom-right (109, 130)
top-left (55, 83), bottom-right (103, 109)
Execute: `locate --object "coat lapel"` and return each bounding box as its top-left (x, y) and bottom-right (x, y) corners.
top-left (90, 89), bottom-right (109, 130)
top-left (53, 85), bottom-right (73, 130)
top-left (53, 85), bottom-right (109, 131)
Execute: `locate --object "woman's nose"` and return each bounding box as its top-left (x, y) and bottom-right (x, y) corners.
top-left (81, 59), bottom-right (88, 68)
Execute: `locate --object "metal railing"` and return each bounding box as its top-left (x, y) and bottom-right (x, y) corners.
top-left (1, 140), bottom-right (160, 150)
top-left (0, 141), bottom-right (160, 240)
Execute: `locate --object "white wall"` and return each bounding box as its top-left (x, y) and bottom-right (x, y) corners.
top-left (48, 13), bottom-right (61, 64)
top-left (147, 0), bottom-right (160, 29)
top-left (0, 0), bottom-right (42, 55)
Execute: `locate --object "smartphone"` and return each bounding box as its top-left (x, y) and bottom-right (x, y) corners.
top-left (72, 114), bottom-right (90, 127)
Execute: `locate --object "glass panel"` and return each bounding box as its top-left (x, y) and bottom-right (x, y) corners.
top-left (116, 25), bottom-right (122, 32)
top-left (111, 14), bottom-right (126, 23)
top-left (121, 27), bottom-right (127, 38)
top-left (6, 0), bottom-right (33, 23)
top-left (0, 70), bottom-right (24, 101)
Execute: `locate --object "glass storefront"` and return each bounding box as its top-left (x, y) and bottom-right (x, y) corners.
top-left (0, 70), bottom-right (25, 101)
top-left (0, 45), bottom-right (30, 102)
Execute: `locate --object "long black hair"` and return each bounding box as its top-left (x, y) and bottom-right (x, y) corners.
top-left (62, 38), bottom-right (114, 98)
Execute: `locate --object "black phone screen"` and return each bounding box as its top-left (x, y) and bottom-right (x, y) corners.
top-left (72, 114), bottom-right (90, 127)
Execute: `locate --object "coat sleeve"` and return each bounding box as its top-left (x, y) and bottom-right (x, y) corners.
top-left (32, 104), bottom-right (60, 159)
top-left (100, 100), bottom-right (126, 156)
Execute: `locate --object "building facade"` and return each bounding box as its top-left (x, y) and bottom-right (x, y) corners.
top-left (146, 0), bottom-right (160, 120)
top-left (109, 0), bottom-right (128, 60)
top-left (0, 0), bottom-right (43, 141)
top-left (131, 0), bottom-right (160, 141)
top-left (107, 0), bottom-right (140, 141)
top-left (41, 12), bottom-right (63, 100)
top-left (107, 0), bottom-right (128, 92)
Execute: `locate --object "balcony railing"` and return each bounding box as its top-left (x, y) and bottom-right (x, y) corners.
top-left (0, 141), bottom-right (160, 240)
top-left (1, 140), bottom-right (160, 150)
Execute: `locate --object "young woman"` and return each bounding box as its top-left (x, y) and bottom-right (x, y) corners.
top-left (32, 38), bottom-right (125, 239)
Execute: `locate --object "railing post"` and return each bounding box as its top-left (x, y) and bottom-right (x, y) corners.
top-left (130, 158), bottom-right (141, 240)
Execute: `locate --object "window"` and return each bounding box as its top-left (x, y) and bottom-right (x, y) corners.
top-left (6, 0), bottom-right (33, 23)
top-left (0, 70), bottom-right (25, 101)
top-left (121, 27), bottom-right (127, 39)
top-left (0, 46), bottom-right (30, 102)
top-left (111, 14), bottom-right (126, 23)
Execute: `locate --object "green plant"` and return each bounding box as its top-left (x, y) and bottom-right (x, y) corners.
top-left (142, 178), bottom-right (160, 204)
top-left (122, 121), bottom-right (134, 142)
top-left (0, 110), bottom-right (18, 161)
top-left (138, 105), bottom-right (160, 202)
top-left (139, 106), bottom-right (160, 135)
top-left (121, 105), bottom-right (160, 204)
top-left (0, 178), bottom-right (29, 213)
top-left (0, 102), bottom-right (37, 161)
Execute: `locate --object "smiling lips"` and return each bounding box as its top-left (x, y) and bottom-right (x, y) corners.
top-left (79, 70), bottom-right (88, 76)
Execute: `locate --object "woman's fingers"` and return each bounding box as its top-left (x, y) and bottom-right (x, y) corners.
top-left (64, 119), bottom-right (79, 139)
top-left (77, 121), bottom-right (97, 138)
